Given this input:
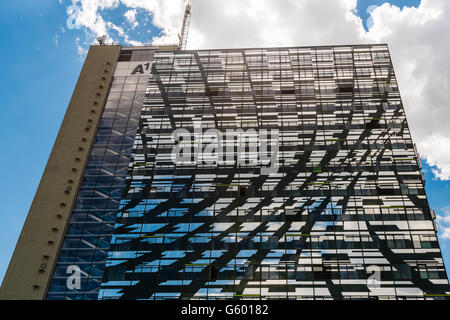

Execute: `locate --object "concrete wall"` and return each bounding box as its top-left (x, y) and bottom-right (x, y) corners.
top-left (0, 45), bottom-right (121, 300)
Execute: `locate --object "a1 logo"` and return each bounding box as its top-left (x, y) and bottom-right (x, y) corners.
top-left (131, 63), bottom-right (151, 75)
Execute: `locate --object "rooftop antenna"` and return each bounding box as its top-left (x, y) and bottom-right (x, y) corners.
top-left (97, 35), bottom-right (107, 45)
top-left (178, 3), bottom-right (192, 50)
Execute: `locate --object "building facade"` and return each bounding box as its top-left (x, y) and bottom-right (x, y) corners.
top-left (2, 44), bottom-right (449, 300)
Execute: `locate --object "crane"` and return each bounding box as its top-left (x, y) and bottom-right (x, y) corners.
top-left (178, 3), bottom-right (192, 50)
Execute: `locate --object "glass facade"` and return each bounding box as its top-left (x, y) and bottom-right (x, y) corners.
top-left (48, 44), bottom-right (450, 300)
top-left (47, 48), bottom-right (156, 299)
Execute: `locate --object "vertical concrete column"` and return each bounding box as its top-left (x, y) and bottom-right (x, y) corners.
top-left (0, 45), bottom-right (121, 300)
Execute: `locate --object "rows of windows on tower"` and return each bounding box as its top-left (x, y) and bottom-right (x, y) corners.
top-left (46, 44), bottom-right (450, 300)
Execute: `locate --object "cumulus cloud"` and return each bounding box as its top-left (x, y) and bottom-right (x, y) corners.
top-left (66, 0), bottom-right (185, 47)
top-left (120, 0), bottom-right (186, 45)
top-left (63, 0), bottom-right (450, 180)
top-left (364, 1), bottom-right (450, 180)
top-left (70, 0), bottom-right (119, 37)
top-left (187, 0), bottom-right (365, 49)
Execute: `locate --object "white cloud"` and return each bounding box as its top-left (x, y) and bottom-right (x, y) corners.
top-left (364, 0), bottom-right (450, 180)
top-left (70, 0), bottom-right (120, 37)
top-left (420, 135), bottom-right (450, 180)
top-left (64, 0), bottom-right (450, 180)
top-left (53, 34), bottom-right (59, 46)
top-left (188, 0), bottom-right (364, 49)
top-left (440, 228), bottom-right (450, 240)
top-left (119, 0), bottom-right (186, 45)
top-left (106, 21), bottom-right (144, 46)
top-left (75, 36), bottom-right (88, 58)
top-left (124, 9), bottom-right (138, 29)
top-left (66, 0), bottom-right (185, 47)
top-left (437, 206), bottom-right (450, 239)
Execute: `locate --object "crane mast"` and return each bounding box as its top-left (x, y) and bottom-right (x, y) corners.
top-left (178, 3), bottom-right (192, 50)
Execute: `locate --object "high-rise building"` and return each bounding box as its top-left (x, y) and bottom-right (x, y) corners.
top-left (1, 43), bottom-right (449, 300)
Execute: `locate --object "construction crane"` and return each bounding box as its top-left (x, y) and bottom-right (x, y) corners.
top-left (178, 3), bottom-right (192, 50)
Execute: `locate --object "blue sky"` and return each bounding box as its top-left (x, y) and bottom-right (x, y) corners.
top-left (1, 0), bottom-right (449, 284)
top-left (355, 0), bottom-right (420, 30)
